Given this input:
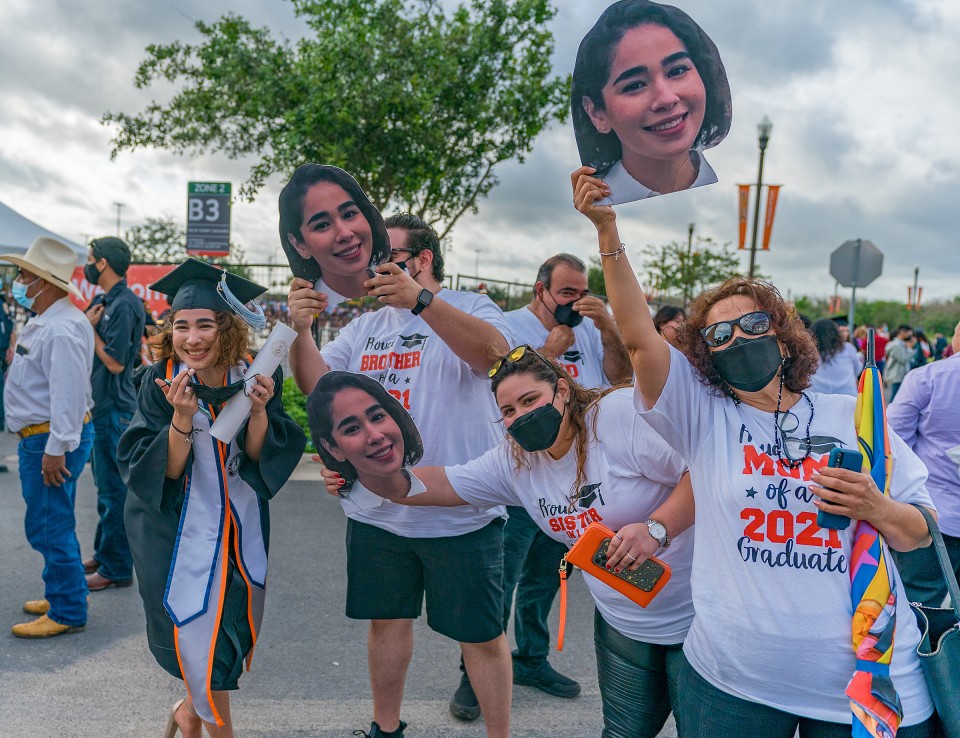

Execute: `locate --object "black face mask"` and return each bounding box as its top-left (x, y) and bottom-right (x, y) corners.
top-left (507, 394), bottom-right (563, 452)
top-left (711, 335), bottom-right (783, 393)
top-left (553, 302), bottom-right (584, 328)
top-left (192, 379), bottom-right (246, 406)
top-left (84, 263), bottom-right (102, 286)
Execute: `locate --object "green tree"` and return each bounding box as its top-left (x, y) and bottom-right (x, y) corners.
top-left (587, 256), bottom-right (607, 297)
top-left (642, 237), bottom-right (746, 304)
top-left (126, 216), bottom-right (187, 263)
top-left (103, 0), bottom-right (569, 239)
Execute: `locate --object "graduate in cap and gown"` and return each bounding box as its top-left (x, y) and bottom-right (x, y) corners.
top-left (118, 259), bottom-right (306, 738)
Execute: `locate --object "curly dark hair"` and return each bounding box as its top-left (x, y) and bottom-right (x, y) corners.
top-left (278, 164), bottom-right (390, 282)
top-left (149, 310), bottom-right (251, 368)
top-left (681, 278), bottom-right (818, 397)
top-left (306, 371), bottom-right (424, 492)
top-left (572, 0), bottom-right (732, 178)
top-left (810, 318), bottom-right (842, 362)
top-left (490, 345), bottom-right (618, 500)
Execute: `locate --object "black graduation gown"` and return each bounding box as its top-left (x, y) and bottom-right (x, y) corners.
top-left (118, 362), bottom-right (306, 688)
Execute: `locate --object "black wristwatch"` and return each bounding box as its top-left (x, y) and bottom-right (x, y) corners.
top-left (411, 288), bottom-right (434, 316)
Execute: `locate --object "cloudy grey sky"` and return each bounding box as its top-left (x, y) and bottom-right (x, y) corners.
top-left (2, 0), bottom-right (958, 302)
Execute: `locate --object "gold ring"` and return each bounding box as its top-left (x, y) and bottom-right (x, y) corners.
top-left (624, 553), bottom-right (637, 561)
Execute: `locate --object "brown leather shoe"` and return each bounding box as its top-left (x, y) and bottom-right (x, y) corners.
top-left (11, 614), bottom-right (85, 638)
top-left (22, 599), bottom-right (50, 616)
top-left (82, 557), bottom-right (100, 574)
top-left (86, 571), bottom-right (133, 591)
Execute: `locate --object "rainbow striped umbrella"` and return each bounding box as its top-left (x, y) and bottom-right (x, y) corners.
top-left (845, 329), bottom-right (902, 737)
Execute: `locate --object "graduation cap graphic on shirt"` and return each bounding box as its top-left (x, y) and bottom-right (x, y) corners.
top-left (399, 333), bottom-right (429, 349)
top-left (563, 350), bottom-right (584, 364)
top-left (576, 483), bottom-right (604, 509)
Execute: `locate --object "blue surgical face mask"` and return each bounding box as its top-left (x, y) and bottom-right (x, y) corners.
top-left (12, 277), bottom-right (41, 311)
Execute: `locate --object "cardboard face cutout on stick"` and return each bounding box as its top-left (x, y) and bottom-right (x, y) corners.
top-left (279, 164), bottom-right (390, 304)
top-left (306, 371), bottom-right (425, 494)
top-left (572, 0), bottom-right (732, 206)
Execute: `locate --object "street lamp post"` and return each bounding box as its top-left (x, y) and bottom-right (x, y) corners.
top-left (113, 201), bottom-right (126, 238)
top-left (908, 265), bottom-right (922, 324)
top-left (747, 116), bottom-right (773, 279)
top-left (473, 248), bottom-right (481, 276)
top-left (684, 222), bottom-right (695, 303)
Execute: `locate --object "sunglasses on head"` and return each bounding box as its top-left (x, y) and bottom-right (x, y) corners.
top-left (701, 311), bottom-right (771, 348)
top-left (488, 345), bottom-right (555, 379)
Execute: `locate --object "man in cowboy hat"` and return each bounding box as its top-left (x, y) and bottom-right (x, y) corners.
top-left (1, 237), bottom-right (95, 638)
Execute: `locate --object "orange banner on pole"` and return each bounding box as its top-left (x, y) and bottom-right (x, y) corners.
top-left (761, 185), bottom-right (781, 250)
top-left (737, 184), bottom-right (750, 249)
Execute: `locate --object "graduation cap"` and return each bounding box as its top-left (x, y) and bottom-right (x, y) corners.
top-left (149, 258), bottom-right (267, 328)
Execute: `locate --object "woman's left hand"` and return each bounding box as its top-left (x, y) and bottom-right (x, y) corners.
top-left (812, 466), bottom-right (888, 523)
top-left (316, 460), bottom-right (344, 497)
top-left (604, 522), bottom-right (661, 572)
top-left (247, 374), bottom-right (275, 416)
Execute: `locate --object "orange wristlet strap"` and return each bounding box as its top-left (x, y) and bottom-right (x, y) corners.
top-left (557, 555), bottom-right (568, 652)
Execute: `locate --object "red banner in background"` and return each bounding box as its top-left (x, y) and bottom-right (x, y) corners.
top-left (737, 184), bottom-right (750, 249)
top-left (70, 264), bottom-right (176, 319)
top-left (761, 185), bottom-right (781, 250)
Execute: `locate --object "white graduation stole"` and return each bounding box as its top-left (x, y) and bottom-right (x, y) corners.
top-left (162, 361), bottom-right (268, 727)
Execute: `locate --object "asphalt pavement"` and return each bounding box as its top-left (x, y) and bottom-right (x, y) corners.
top-left (0, 429), bottom-right (677, 737)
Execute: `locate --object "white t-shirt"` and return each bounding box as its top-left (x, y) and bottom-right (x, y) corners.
top-left (634, 345), bottom-right (934, 725)
top-left (503, 306), bottom-right (611, 390)
top-left (321, 288), bottom-right (507, 537)
top-left (445, 389), bottom-right (692, 645)
top-left (598, 152), bottom-right (718, 206)
top-left (339, 469), bottom-right (427, 518)
top-left (810, 343), bottom-right (862, 397)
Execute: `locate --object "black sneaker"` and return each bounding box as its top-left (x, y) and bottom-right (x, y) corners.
top-left (353, 720), bottom-right (407, 738)
top-left (449, 672), bottom-right (481, 721)
top-left (513, 659), bottom-right (581, 698)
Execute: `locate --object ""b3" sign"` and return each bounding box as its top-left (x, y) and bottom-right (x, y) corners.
top-left (186, 181), bottom-right (231, 256)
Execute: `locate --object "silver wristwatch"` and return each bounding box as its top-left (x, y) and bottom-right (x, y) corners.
top-left (645, 519), bottom-right (670, 549)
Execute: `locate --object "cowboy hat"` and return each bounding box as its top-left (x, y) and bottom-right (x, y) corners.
top-left (0, 237), bottom-right (82, 298)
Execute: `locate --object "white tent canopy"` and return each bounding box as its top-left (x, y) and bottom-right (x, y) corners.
top-left (0, 200), bottom-right (87, 264)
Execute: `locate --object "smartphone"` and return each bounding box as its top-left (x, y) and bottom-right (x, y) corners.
top-left (816, 447), bottom-right (864, 530)
top-left (592, 539), bottom-right (667, 592)
top-left (365, 261), bottom-right (407, 280)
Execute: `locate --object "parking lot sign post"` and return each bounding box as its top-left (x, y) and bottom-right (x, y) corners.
top-left (186, 182), bottom-right (231, 256)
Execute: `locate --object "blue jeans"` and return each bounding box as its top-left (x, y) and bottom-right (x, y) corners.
top-left (675, 655), bottom-right (938, 737)
top-left (502, 505), bottom-right (568, 663)
top-left (594, 609), bottom-right (684, 738)
top-left (90, 411), bottom-right (133, 581)
top-left (18, 423), bottom-right (95, 626)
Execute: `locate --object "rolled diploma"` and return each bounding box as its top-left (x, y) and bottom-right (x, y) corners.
top-left (210, 322), bottom-right (298, 442)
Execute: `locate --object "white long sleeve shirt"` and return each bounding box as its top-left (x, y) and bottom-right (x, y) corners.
top-left (4, 297), bottom-right (94, 455)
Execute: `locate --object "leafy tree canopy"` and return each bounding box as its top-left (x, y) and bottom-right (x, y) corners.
top-left (126, 216), bottom-right (187, 263)
top-left (642, 237), bottom-right (748, 304)
top-left (104, 0), bottom-right (570, 239)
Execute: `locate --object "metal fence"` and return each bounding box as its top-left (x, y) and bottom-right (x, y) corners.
top-left (454, 273), bottom-right (534, 312)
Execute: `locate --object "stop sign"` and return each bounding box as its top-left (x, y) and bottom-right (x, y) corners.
top-left (830, 239), bottom-right (883, 288)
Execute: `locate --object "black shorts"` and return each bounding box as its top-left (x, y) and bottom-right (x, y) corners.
top-left (345, 518), bottom-right (505, 644)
